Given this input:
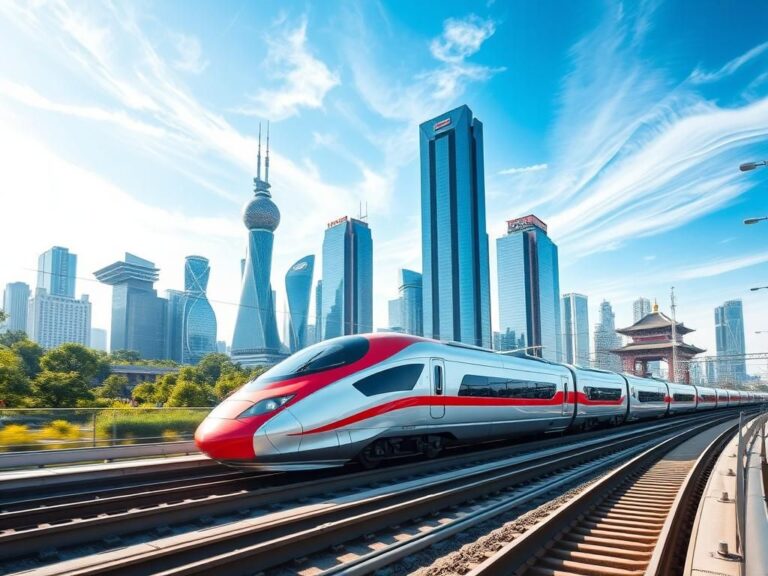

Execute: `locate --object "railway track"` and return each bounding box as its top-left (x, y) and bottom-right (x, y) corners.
top-left (8, 410), bottom-right (742, 576)
top-left (464, 415), bottom-right (742, 576)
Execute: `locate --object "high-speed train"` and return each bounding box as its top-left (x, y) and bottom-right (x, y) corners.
top-left (194, 334), bottom-right (766, 470)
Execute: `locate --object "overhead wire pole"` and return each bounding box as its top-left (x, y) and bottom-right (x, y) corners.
top-left (670, 287), bottom-right (678, 383)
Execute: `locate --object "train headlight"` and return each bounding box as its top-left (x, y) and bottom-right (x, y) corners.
top-left (237, 395), bottom-right (295, 419)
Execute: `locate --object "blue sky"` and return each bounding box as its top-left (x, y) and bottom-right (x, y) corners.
top-left (1, 1), bottom-right (768, 371)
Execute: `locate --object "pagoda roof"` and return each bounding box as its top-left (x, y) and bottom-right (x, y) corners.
top-left (612, 341), bottom-right (706, 355)
top-left (616, 311), bottom-right (694, 335)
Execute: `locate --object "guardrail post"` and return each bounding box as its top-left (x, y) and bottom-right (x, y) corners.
top-left (91, 411), bottom-right (96, 448)
top-left (736, 411), bottom-right (745, 555)
top-left (761, 416), bottom-right (766, 464)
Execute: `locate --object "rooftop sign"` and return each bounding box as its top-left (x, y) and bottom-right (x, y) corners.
top-left (433, 118), bottom-right (451, 131)
top-left (327, 216), bottom-right (348, 229)
top-left (507, 214), bottom-right (548, 234)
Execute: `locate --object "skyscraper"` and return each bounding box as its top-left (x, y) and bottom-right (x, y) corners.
top-left (715, 299), bottom-right (747, 383)
top-left (37, 246), bottom-right (76, 298)
top-left (593, 300), bottom-right (623, 372)
top-left (2, 282), bottom-right (30, 333)
top-left (94, 253), bottom-right (168, 360)
top-left (562, 293), bottom-right (589, 366)
top-left (420, 104), bottom-right (491, 348)
top-left (314, 279), bottom-right (322, 344)
top-left (285, 255), bottom-right (315, 353)
top-left (633, 297), bottom-right (651, 323)
top-left (399, 268), bottom-right (423, 337)
top-left (27, 289), bottom-right (91, 348)
top-left (182, 256), bottom-right (217, 364)
top-left (388, 298), bottom-right (402, 331)
top-left (91, 327), bottom-right (108, 352)
top-left (231, 124), bottom-right (284, 366)
top-left (497, 215), bottom-right (561, 361)
top-left (322, 216), bottom-right (373, 339)
top-left (165, 289), bottom-right (185, 363)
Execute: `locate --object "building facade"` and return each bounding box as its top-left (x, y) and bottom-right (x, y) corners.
top-left (562, 293), bottom-right (589, 366)
top-left (182, 256), bottom-right (217, 364)
top-left (633, 297), bottom-right (651, 323)
top-left (399, 268), bottom-right (423, 337)
top-left (715, 299), bottom-right (747, 383)
top-left (37, 246), bottom-right (76, 299)
top-left (593, 299), bottom-right (623, 372)
top-left (321, 216), bottom-right (373, 339)
top-left (419, 104), bottom-right (491, 348)
top-left (27, 289), bottom-right (91, 348)
top-left (388, 298), bottom-right (402, 331)
top-left (497, 215), bottom-right (561, 361)
top-left (2, 282), bottom-right (30, 333)
top-left (231, 126), bottom-right (284, 366)
top-left (90, 327), bottom-right (108, 352)
top-left (94, 253), bottom-right (168, 360)
top-left (314, 280), bottom-right (323, 344)
top-left (285, 255), bottom-right (315, 353)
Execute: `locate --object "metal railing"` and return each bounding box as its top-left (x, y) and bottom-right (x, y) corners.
top-left (734, 409), bottom-right (768, 564)
top-left (0, 407), bottom-right (211, 452)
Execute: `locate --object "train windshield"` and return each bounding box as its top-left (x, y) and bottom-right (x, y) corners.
top-left (246, 336), bottom-right (370, 388)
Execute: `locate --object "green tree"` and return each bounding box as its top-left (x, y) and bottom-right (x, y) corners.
top-left (11, 339), bottom-right (43, 379)
top-left (0, 309), bottom-right (6, 323)
top-left (109, 350), bottom-right (141, 363)
top-left (0, 330), bottom-right (28, 348)
top-left (0, 347), bottom-right (31, 406)
top-left (196, 353), bottom-right (237, 385)
top-left (30, 371), bottom-right (93, 407)
top-left (153, 373), bottom-right (178, 404)
top-left (166, 380), bottom-right (212, 407)
top-left (95, 374), bottom-right (130, 399)
top-left (131, 381), bottom-right (158, 404)
top-left (40, 343), bottom-right (109, 382)
top-left (213, 370), bottom-right (251, 400)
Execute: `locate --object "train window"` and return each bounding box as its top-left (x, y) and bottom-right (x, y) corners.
top-left (701, 394), bottom-right (717, 402)
top-left (637, 390), bottom-right (665, 402)
top-left (247, 336), bottom-right (370, 387)
top-left (353, 364), bottom-right (424, 397)
top-left (459, 376), bottom-right (556, 400)
top-left (584, 387), bottom-right (622, 401)
top-left (673, 393), bottom-right (695, 402)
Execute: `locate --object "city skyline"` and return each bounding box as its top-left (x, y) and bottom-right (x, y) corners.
top-left (1, 2), bottom-right (768, 365)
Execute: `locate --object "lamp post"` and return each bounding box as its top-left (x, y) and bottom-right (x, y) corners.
top-left (745, 217), bottom-right (768, 225)
top-left (751, 287), bottom-right (768, 292)
top-left (740, 160), bottom-right (768, 172)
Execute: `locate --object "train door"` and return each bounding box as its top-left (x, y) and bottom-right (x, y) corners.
top-left (430, 358), bottom-right (446, 419)
top-left (561, 376), bottom-right (571, 416)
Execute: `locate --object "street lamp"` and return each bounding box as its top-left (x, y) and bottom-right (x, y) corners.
top-left (740, 160), bottom-right (768, 172)
top-left (744, 216), bottom-right (768, 225)
top-left (751, 286), bottom-right (768, 292)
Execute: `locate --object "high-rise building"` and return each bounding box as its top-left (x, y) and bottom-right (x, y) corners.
top-left (715, 299), bottom-right (747, 383)
top-left (182, 256), bottom-right (217, 364)
top-left (322, 216), bottom-right (373, 339)
top-left (231, 125), bottom-right (284, 366)
top-left (314, 280), bottom-right (322, 344)
top-left (94, 253), bottom-right (168, 360)
top-left (27, 289), bottom-right (91, 348)
top-left (165, 289), bottom-right (185, 363)
top-left (593, 300), bottom-right (622, 372)
top-left (388, 298), bottom-right (402, 331)
top-left (633, 297), bottom-right (651, 323)
top-left (216, 340), bottom-right (227, 354)
top-left (285, 255), bottom-right (315, 353)
top-left (562, 293), bottom-right (589, 366)
top-left (37, 246), bottom-right (76, 299)
top-left (420, 104), bottom-right (491, 348)
top-left (497, 215), bottom-right (561, 361)
top-left (90, 328), bottom-right (108, 352)
top-left (399, 269), bottom-right (423, 337)
top-left (2, 282), bottom-right (30, 333)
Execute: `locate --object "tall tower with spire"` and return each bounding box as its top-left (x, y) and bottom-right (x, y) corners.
top-left (231, 123), bottom-right (286, 366)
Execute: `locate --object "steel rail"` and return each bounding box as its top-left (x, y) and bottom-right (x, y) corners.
top-left (464, 416), bottom-right (743, 576)
top-left (24, 413), bottom-right (739, 576)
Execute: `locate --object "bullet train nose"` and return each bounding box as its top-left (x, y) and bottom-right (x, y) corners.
top-left (194, 414), bottom-right (257, 460)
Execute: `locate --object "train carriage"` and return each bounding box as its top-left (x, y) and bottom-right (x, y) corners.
top-left (715, 388), bottom-right (730, 408)
top-left (625, 374), bottom-right (669, 421)
top-left (568, 366), bottom-right (629, 428)
top-left (695, 385), bottom-right (718, 410)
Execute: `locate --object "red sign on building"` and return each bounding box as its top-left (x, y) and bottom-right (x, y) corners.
top-left (433, 118), bottom-right (451, 131)
top-left (507, 214), bottom-right (548, 234)
top-left (327, 216), bottom-right (348, 229)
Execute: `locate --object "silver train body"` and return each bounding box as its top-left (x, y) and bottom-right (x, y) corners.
top-left (195, 335), bottom-right (766, 471)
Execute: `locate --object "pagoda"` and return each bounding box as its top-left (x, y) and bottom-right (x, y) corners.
top-left (612, 302), bottom-right (705, 384)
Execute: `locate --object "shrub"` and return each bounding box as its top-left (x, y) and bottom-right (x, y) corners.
top-left (95, 409), bottom-right (207, 444)
top-left (0, 424), bottom-right (36, 451)
top-left (39, 419), bottom-right (80, 440)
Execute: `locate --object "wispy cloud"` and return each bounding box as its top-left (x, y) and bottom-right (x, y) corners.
top-left (499, 163), bottom-right (548, 176)
top-left (170, 32), bottom-right (208, 74)
top-left (430, 15), bottom-right (496, 64)
top-left (690, 41), bottom-right (768, 84)
top-left (676, 251), bottom-right (768, 280)
top-left (235, 17), bottom-right (339, 120)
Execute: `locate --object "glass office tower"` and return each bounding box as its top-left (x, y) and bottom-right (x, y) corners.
top-left (497, 215), bottom-right (562, 361)
top-left (165, 289), bottom-right (185, 363)
top-left (562, 293), bottom-right (590, 366)
top-left (715, 299), bottom-right (747, 383)
top-left (321, 217), bottom-right (373, 339)
top-left (2, 282), bottom-right (30, 333)
top-left (38, 246), bottom-right (76, 298)
top-left (593, 300), bottom-right (623, 371)
top-left (183, 256), bottom-right (217, 364)
top-left (399, 268), bottom-right (423, 336)
top-left (285, 255), bottom-right (315, 352)
top-left (94, 253), bottom-right (167, 359)
top-left (419, 105), bottom-right (491, 348)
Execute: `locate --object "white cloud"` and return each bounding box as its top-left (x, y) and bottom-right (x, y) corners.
top-left (676, 251), bottom-right (768, 281)
top-left (430, 15), bottom-right (496, 64)
top-left (171, 33), bottom-right (208, 74)
top-left (690, 41), bottom-right (768, 84)
top-left (498, 163), bottom-right (548, 176)
top-left (236, 18), bottom-right (339, 120)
